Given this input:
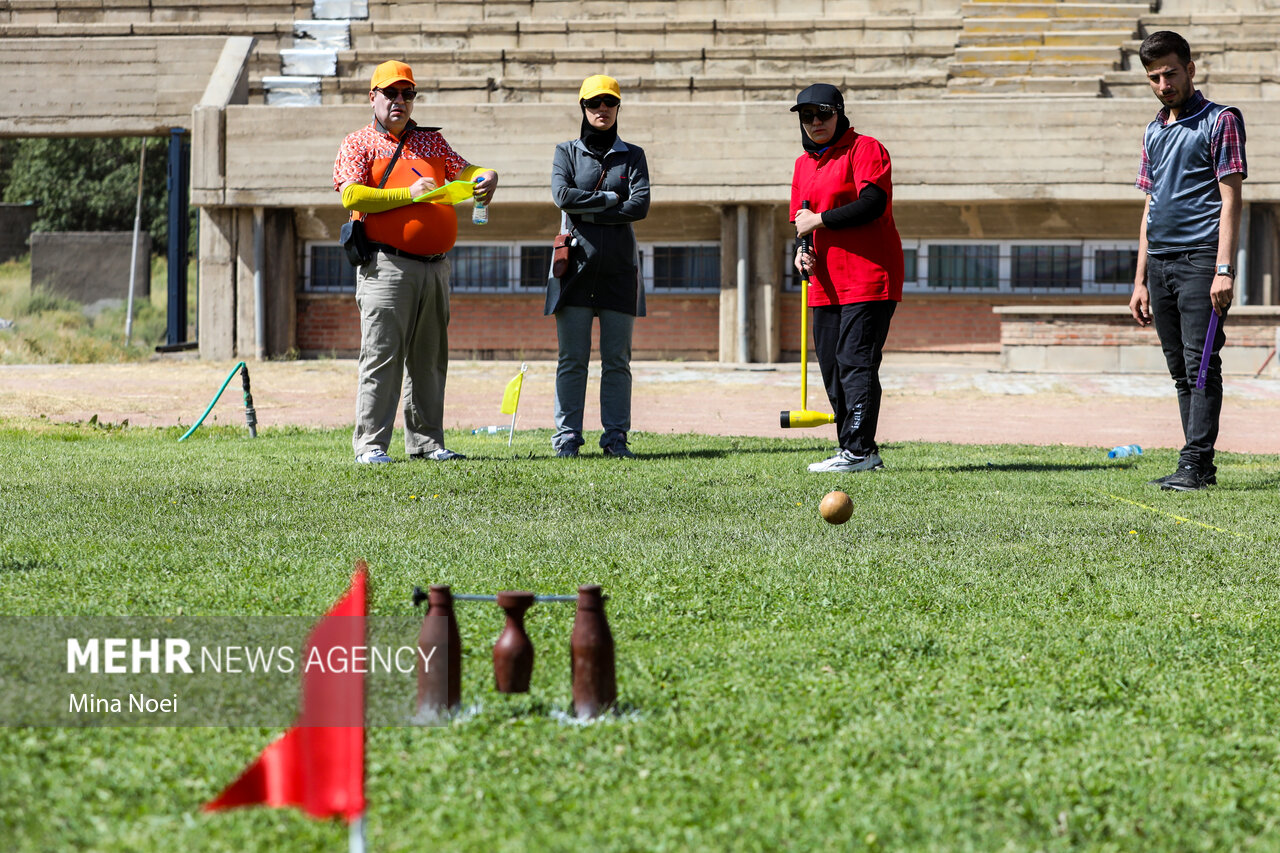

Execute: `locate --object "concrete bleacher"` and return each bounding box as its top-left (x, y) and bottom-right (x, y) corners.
top-left (246, 13), bottom-right (963, 104)
top-left (0, 35), bottom-right (238, 134)
top-left (363, 0), bottom-right (967, 17)
top-left (0, 0), bottom-right (311, 23)
top-left (947, 1), bottom-right (1146, 96)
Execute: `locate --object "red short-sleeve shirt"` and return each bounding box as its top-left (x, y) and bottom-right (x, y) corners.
top-left (334, 122), bottom-right (471, 256)
top-left (791, 128), bottom-right (904, 306)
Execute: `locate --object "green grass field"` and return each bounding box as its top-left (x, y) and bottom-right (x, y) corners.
top-left (3, 424), bottom-right (1279, 851)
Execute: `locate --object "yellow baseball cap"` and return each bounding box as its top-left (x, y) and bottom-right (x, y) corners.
top-left (371, 60), bottom-right (415, 91)
top-left (578, 75), bottom-right (621, 101)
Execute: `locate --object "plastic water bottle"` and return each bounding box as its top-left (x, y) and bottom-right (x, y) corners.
top-left (472, 176), bottom-right (488, 225)
top-left (471, 425), bottom-right (510, 435)
top-left (1107, 444), bottom-right (1143, 459)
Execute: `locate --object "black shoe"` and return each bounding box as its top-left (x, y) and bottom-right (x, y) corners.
top-left (603, 444), bottom-right (636, 459)
top-left (1147, 472), bottom-right (1174, 486)
top-left (1160, 465), bottom-right (1207, 492)
top-left (555, 446), bottom-right (579, 458)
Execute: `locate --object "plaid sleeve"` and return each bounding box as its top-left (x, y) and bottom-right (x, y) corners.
top-left (1134, 141), bottom-right (1153, 194)
top-left (333, 131), bottom-right (372, 191)
top-left (1211, 109), bottom-right (1247, 180)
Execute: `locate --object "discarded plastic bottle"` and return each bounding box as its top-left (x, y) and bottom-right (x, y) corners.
top-left (471, 424), bottom-right (511, 435)
top-left (1107, 444), bottom-right (1143, 459)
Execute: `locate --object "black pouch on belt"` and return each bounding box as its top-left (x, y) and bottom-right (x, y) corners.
top-left (340, 129), bottom-right (410, 268)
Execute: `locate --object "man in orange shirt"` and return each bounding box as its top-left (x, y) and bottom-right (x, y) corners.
top-left (334, 60), bottom-right (498, 463)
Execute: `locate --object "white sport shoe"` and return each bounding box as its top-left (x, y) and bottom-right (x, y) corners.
top-left (423, 448), bottom-right (466, 461)
top-left (807, 450), bottom-right (884, 473)
top-left (356, 449), bottom-right (393, 464)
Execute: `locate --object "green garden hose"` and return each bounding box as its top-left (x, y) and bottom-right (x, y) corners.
top-left (178, 361), bottom-right (258, 441)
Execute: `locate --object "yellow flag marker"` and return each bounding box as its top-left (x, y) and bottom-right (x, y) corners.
top-left (499, 363), bottom-right (528, 447)
top-left (501, 368), bottom-right (525, 415)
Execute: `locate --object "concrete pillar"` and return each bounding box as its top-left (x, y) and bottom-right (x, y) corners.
top-left (226, 207), bottom-right (299, 359)
top-left (266, 209), bottom-right (298, 356)
top-left (198, 207), bottom-right (237, 361)
top-left (751, 206), bottom-right (785, 363)
top-left (235, 208), bottom-right (256, 358)
top-left (720, 204), bottom-right (788, 362)
top-left (718, 206), bottom-right (738, 363)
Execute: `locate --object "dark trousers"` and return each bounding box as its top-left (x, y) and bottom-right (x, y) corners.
top-left (1147, 248), bottom-right (1227, 474)
top-left (812, 300), bottom-right (897, 456)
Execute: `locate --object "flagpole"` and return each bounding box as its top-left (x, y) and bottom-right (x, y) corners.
top-left (507, 362), bottom-right (526, 448)
top-left (350, 814), bottom-right (366, 853)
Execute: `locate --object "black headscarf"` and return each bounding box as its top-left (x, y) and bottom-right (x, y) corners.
top-left (801, 112), bottom-right (851, 155)
top-left (792, 82), bottom-right (851, 155)
top-left (580, 102), bottom-right (618, 158)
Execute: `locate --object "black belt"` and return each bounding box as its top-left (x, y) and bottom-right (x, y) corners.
top-left (372, 243), bottom-right (446, 263)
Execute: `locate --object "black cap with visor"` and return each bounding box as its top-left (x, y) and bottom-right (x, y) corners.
top-left (790, 83), bottom-right (844, 114)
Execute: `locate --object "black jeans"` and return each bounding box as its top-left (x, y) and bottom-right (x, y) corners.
top-left (1146, 248), bottom-right (1227, 474)
top-left (812, 300), bottom-right (897, 456)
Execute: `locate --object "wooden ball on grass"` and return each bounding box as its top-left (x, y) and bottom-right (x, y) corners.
top-left (819, 490), bottom-right (853, 525)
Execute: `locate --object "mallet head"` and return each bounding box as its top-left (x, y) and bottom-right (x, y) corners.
top-left (780, 409), bottom-right (836, 429)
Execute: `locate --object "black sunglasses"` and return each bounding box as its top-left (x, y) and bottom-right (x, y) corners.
top-left (583, 96), bottom-right (620, 109)
top-left (799, 108), bottom-right (836, 124)
top-left (377, 86), bottom-right (417, 102)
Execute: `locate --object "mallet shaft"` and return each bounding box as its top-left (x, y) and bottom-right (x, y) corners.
top-left (412, 586), bottom-right (587, 606)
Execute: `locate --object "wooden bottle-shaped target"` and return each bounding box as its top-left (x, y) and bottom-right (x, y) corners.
top-left (570, 584), bottom-right (616, 719)
top-left (493, 590), bottom-right (535, 693)
top-left (416, 584), bottom-right (461, 715)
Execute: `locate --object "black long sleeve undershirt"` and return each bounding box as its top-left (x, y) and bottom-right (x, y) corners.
top-left (819, 183), bottom-right (888, 230)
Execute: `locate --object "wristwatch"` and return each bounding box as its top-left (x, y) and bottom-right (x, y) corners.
top-left (1216, 263), bottom-right (1235, 278)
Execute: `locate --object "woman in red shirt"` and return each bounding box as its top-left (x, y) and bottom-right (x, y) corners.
top-left (790, 83), bottom-right (904, 473)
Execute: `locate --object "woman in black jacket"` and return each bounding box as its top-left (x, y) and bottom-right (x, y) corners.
top-left (547, 75), bottom-right (651, 458)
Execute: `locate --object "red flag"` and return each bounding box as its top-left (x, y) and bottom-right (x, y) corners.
top-left (204, 564), bottom-right (367, 822)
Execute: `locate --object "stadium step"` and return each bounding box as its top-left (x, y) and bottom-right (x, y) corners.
top-left (948, 0), bottom-right (1143, 97)
top-left (959, 2), bottom-right (1151, 18)
top-left (945, 74), bottom-right (1105, 96)
top-left (345, 15), bottom-right (962, 52)
top-left (955, 45), bottom-right (1123, 64)
top-left (959, 29), bottom-right (1133, 47)
top-left (250, 69), bottom-right (952, 104)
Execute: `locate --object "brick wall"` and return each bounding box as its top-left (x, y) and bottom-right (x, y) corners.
top-left (303, 290), bottom-right (1181, 360)
top-left (297, 291), bottom-right (720, 358)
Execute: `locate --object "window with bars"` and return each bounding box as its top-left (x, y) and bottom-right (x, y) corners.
top-left (929, 244), bottom-right (1000, 289)
top-left (1094, 248), bottom-right (1139, 285)
top-left (780, 239), bottom-right (1135, 294)
top-left (1011, 244), bottom-right (1082, 289)
top-left (307, 245), bottom-right (357, 292)
top-left (304, 242), bottom-right (721, 293)
top-left (646, 244), bottom-right (719, 292)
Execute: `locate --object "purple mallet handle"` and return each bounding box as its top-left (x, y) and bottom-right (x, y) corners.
top-left (1195, 309), bottom-right (1220, 390)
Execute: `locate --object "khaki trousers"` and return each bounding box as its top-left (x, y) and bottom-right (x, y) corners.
top-left (352, 251), bottom-right (451, 458)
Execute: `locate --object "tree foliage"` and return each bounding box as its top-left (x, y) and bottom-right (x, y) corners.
top-left (0, 137), bottom-right (175, 249)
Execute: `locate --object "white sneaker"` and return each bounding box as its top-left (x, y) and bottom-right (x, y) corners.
top-left (356, 449), bottom-right (393, 464)
top-left (423, 448), bottom-right (466, 461)
top-left (807, 450), bottom-right (884, 473)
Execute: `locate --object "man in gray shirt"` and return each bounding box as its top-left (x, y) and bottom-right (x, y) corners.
top-left (1128, 31), bottom-right (1246, 492)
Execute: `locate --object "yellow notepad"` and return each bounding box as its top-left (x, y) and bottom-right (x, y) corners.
top-left (413, 180), bottom-right (476, 205)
